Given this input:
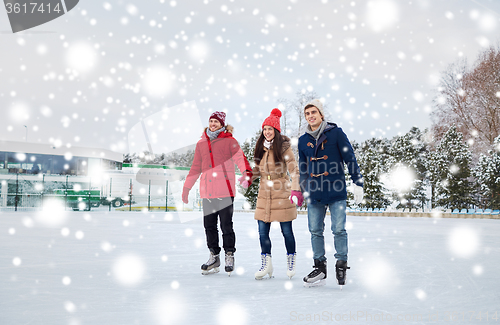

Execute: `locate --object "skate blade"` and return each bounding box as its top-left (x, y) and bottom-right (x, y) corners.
top-left (255, 274), bottom-right (274, 280)
top-left (201, 267), bottom-right (220, 275)
top-left (303, 279), bottom-right (326, 287)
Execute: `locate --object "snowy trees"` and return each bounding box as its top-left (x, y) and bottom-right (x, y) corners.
top-left (432, 47), bottom-right (500, 158)
top-left (428, 46), bottom-right (500, 209)
top-left (352, 128), bottom-right (430, 211)
top-left (431, 125), bottom-right (473, 210)
top-left (352, 125), bottom-right (479, 211)
top-left (474, 136), bottom-right (500, 209)
top-left (238, 131), bottom-right (261, 209)
top-left (387, 127), bottom-right (428, 211)
top-left (123, 149), bottom-right (195, 167)
top-left (355, 137), bottom-right (390, 209)
top-left (277, 90), bottom-right (325, 138)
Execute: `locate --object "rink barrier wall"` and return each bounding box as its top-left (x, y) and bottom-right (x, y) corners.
top-left (233, 210), bottom-right (500, 220)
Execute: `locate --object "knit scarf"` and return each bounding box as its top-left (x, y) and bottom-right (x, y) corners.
top-left (306, 120), bottom-right (327, 140)
top-left (206, 126), bottom-right (226, 140)
top-left (264, 139), bottom-right (273, 149)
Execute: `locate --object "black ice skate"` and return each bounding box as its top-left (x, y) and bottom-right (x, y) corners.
top-left (201, 249), bottom-right (220, 275)
top-left (303, 259), bottom-right (327, 287)
top-left (335, 260), bottom-right (350, 289)
top-left (225, 251), bottom-right (234, 276)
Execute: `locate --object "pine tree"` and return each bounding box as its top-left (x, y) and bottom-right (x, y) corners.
top-left (434, 125), bottom-right (474, 209)
top-left (388, 127), bottom-right (428, 211)
top-left (356, 137), bottom-right (390, 209)
top-left (426, 147), bottom-right (441, 210)
top-left (344, 140), bottom-right (359, 206)
top-left (238, 130), bottom-right (261, 209)
top-left (474, 135), bottom-right (500, 209)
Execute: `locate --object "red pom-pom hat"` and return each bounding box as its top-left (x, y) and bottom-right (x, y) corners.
top-left (262, 108), bottom-right (282, 133)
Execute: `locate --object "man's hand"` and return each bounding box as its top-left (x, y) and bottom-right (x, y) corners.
top-left (182, 187), bottom-right (190, 204)
top-left (353, 185), bottom-right (364, 204)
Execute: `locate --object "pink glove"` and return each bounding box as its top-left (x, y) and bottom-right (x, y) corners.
top-left (238, 175), bottom-right (251, 189)
top-left (290, 190), bottom-right (304, 206)
top-left (182, 187), bottom-right (190, 204)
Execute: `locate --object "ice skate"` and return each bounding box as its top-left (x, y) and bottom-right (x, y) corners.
top-left (335, 260), bottom-right (350, 289)
top-left (286, 253), bottom-right (296, 279)
top-left (303, 259), bottom-right (327, 287)
top-left (225, 251), bottom-right (234, 276)
top-left (201, 249), bottom-right (220, 275)
top-left (255, 254), bottom-right (273, 280)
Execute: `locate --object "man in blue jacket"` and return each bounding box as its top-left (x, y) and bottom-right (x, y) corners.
top-left (298, 99), bottom-right (364, 288)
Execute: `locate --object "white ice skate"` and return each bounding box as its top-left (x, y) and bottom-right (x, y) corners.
top-left (286, 253), bottom-right (296, 279)
top-left (255, 254), bottom-right (273, 280)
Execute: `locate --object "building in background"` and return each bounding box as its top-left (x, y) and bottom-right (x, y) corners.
top-left (0, 140), bottom-right (123, 176)
top-left (0, 141), bottom-right (123, 210)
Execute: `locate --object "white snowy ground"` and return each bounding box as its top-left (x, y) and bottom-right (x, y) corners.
top-left (1, 210), bottom-right (499, 325)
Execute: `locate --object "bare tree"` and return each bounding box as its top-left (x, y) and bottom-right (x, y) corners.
top-left (276, 97), bottom-right (291, 136)
top-left (467, 48), bottom-right (500, 147)
top-left (431, 46), bottom-right (500, 160)
top-left (277, 90), bottom-right (322, 138)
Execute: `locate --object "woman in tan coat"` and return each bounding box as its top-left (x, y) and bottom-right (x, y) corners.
top-left (252, 109), bottom-right (303, 280)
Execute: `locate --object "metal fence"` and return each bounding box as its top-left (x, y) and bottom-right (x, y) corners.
top-left (0, 173), bottom-right (202, 212)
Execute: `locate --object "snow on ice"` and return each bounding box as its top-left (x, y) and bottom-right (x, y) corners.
top-left (447, 226), bottom-right (480, 259)
top-left (112, 254), bottom-right (146, 286)
top-left (1, 211), bottom-right (500, 324)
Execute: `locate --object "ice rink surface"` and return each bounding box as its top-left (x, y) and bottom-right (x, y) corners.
top-left (1, 210), bottom-right (499, 325)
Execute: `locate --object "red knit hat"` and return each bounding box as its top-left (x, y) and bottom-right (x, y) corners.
top-left (262, 108), bottom-right (282, 133)
top-left (209, 111), bottom-right (226, 126)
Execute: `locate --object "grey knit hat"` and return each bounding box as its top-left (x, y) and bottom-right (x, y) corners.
top-left (304, 99), bottom-right (324, 118)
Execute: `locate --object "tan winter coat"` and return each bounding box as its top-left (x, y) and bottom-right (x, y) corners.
top-left (252, 136), bottom-right (301, 223)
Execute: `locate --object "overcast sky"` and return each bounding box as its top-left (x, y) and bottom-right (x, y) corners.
top-left (1, 0), bottom-right (500, 154)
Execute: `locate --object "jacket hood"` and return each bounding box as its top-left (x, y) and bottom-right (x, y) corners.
top-left (325, 122), bottom-right (338, 131)
top-left (282, 136), bottom-right (292, 153)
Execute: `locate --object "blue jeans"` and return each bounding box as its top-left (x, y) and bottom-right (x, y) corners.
top-left (307, 200), bottom-right (347, 262)
top-left (258, 220), bottom-right (296, 255)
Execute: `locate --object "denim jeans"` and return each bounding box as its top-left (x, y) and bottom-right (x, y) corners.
top-left (307, 200), bottom-right (347, 262)
top-left (258, 220), bottom-right (296, 255)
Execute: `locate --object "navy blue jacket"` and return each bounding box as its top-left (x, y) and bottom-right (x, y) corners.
top-left (298, 122), bottom-right (363, 204)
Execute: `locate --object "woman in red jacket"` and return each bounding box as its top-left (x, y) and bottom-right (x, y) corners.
top-left (182, 111), bottom-right (252, 276)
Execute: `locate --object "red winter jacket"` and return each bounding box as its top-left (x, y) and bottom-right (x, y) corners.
top-left (184, 125), bottom-right (252, 199)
